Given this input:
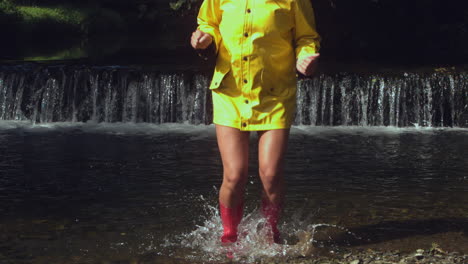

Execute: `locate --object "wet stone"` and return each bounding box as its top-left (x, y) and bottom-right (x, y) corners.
top-left (414, 249), bottom-right (425, 260)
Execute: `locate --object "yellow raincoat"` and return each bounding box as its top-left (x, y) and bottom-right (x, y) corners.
top-left (197, 0), bottom-right (321, 131)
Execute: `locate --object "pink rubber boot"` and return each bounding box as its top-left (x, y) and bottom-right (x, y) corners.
top-left (220, 201), bottom-right (244, 243)
top-left (261, 198), bottom-right (282, 243)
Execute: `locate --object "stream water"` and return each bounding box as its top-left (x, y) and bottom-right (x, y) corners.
top-left (0, 121), bottom-right (467, 263)
top-left (0, 63), bottom-right (467, 263)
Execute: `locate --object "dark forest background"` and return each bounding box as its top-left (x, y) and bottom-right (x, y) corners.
top-left (1, 0), bottom-right (468, 66)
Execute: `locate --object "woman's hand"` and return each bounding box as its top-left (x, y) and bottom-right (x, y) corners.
top-left (191, 29), bottom-right (213, 50)
top-left (296, 54), bottom-right (320, 77)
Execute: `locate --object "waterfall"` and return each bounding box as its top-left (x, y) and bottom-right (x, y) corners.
top-left (0, 64), bottom-right (466, 127)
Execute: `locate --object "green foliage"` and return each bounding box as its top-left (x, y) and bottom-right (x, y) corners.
top-left (17, 5), bottom-right (88, 25)
top-left (0, 0), bottom-right (17, 13)
top-left (1, 1), bottom-right (127, 37)
top-left (13, 5), bottom-right (91, 36)
top-left (169, 0), bottom-right (185, 11)
top-left (169, 0), bottom-right (201, 13)
top-left (22, 45), bottom-right (87, 61)
top-left (0, 0), bottom-right (22, 34)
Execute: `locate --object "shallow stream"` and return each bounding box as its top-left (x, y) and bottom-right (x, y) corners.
top-left (0, 122), bottom-right (467, 263)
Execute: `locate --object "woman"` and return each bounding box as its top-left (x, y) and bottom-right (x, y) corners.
top-left (190, 0), bottom-right (320, 245)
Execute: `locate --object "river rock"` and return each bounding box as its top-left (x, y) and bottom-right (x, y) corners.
top-left (414, 249), bottom-right (425, 260)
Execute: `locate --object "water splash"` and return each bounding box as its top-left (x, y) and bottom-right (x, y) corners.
top-left (160, 195), bottom-right (362, 263)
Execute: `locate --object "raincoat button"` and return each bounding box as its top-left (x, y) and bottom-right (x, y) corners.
top-left (243, 79), bottom-right (248, 83)
top-left (247, 8), bottom-right (251, 13)
top-left (244, 32), bottom-right (248, 37)
top-left (243, 56), bottom-right (248, 61)
top-left (245, 99), bottom-right (249, 104)
top-left (242, 122), bottom-right (247, 127)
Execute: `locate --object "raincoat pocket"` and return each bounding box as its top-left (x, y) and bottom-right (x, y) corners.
top-left (261, 69), bottom-right (290, 97)
top-left (209, 66), bottom-right (231, 90)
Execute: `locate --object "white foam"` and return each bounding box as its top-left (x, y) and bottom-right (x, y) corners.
top-left (291, 125), bottom-right (468, 137)
top-left (159, 195), bottom-right (360, 263)
top-left (0, 121), bottom-right (216, 136)
top-left (0, 121), bottom-right (466, 137)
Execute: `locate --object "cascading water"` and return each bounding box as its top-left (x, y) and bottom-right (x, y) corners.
top-left (296, 72), bottom-right (468, 127)
top-left (0, 64), bottom-right (467, 126)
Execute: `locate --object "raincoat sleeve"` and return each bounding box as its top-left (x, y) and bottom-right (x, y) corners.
top-left (293, 0), bottom-right (321, 60)
top-left (196, 0), bottom-right (222, 56)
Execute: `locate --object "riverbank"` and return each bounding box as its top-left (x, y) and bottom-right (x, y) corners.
top-left (2, 0), bottom-right (468, 64)
top-left (266, 248), bottom-right (468, 264)
top-left (0, 0), bottom-right (176, 61)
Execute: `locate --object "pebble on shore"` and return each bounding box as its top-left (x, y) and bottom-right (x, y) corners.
top-left (275, 248), bottom-right (467, 264)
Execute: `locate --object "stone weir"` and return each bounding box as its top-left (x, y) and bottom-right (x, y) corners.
top-left (0, 64), bottom-right (467, 127)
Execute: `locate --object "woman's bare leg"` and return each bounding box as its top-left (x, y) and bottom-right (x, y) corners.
top-left (257, 128), bottom-right (290, 243)
top-left (257, 129), bottom-right (290, 204)
top-left (216, 124), bottom-right (250, 208)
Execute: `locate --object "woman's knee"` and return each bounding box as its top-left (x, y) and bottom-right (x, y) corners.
top-left (222, 165), bottom-right (248, 189)
top-left (258, 166), bottom-right (283, 191)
